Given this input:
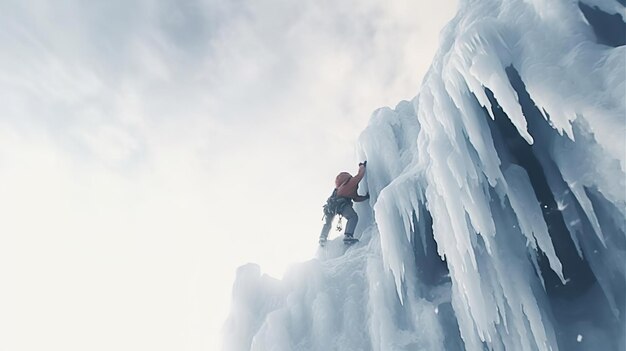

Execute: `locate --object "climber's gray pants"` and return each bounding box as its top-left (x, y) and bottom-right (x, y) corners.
top-left (319, 204), bottom-right (358, 240)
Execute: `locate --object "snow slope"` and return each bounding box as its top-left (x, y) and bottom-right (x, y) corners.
top-left (223, 0), bottom-right (626, 350)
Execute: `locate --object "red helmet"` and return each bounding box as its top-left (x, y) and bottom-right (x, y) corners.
top-left (335, 172), bottom-right (352, 187)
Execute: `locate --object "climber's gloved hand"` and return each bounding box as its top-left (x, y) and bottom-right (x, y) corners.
top-left (359, 161), bottom-right (367, 167)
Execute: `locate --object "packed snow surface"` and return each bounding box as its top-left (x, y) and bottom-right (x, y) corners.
top-left (223, 0), bottom-right (626, 350)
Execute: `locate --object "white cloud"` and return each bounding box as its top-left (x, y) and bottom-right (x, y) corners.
top-left (0, 0), bottom-right (457, 350)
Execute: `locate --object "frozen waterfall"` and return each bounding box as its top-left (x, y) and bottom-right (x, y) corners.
top-left (223, 0), bottom-right (626, 350)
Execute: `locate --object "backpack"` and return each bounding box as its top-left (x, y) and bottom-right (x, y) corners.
top-left (323, 189), bottom-right (351, 218)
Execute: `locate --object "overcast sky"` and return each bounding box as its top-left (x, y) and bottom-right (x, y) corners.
top-left (0, 1), bottom-right (457, 350)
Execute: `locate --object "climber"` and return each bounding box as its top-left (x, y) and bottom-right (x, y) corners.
top-left (319, 161), bottom-right (370, 246)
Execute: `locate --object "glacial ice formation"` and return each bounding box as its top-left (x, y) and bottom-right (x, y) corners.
top-left (223, 0), bottom-right (625, 350)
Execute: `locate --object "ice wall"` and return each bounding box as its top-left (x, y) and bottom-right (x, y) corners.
top-left (223, 0), bottom-right (625, 350)
top-left (360, 0), bottom-right (625, 349)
